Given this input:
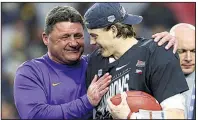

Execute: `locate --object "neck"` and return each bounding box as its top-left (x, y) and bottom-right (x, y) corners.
top-left (113, 37), bottom-right (138, 59)
top-left (185, 71), bottom-right (195, 77)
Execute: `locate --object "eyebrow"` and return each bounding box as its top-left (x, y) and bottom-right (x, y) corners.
top-left (178, 48), bottom-right (195, 50)
top-left (61, 32), bottom-right (83, 36)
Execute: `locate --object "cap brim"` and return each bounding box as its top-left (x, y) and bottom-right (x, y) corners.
top-left (122, 14), bottom-right (143, 25)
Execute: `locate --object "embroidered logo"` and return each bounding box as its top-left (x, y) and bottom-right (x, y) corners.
top-left (98, 69), bottom-right (103, 77)
top-left (52, 82), bottom-right (61, 86)
top-left (136, 60), bottom-right (145, 67)
top-left (108, 15), bottom-right (116, 23)
top-left (120, 6), bottom-right (126, 18)
top-left (116, 63), bottom-right (129, 71)
top-left (135, 69), bottom-right (142, 74)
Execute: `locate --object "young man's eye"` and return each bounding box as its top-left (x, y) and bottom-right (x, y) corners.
top-left (92, 36), bottom-right (97, 39)
top-left (90, 33), bottom-right (98, 39)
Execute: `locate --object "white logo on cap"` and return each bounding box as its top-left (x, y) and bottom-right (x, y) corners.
top-left (108, 15), bottom-right (116, 23)
top-left (120, 6), bottom-right (126, 17)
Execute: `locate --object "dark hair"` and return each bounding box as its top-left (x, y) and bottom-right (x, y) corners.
top-left (103, 22), bottom-right (136, 39)
top-left (44, 6), bottom-right (85, 35)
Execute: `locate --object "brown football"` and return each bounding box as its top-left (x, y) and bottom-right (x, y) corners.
top-left (110, 91), bottom-right (162, 113)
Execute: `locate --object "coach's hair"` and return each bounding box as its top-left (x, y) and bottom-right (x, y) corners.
top-left (44, 6), bottom-right (85, 35)
top-left (103, 22), bottom-right (136, 39)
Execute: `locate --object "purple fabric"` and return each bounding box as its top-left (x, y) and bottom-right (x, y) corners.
top-left (14, 54), bottom-right (93, 119)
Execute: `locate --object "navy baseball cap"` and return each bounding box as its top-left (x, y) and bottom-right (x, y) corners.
top-left (84, 3), bottom-right (143, 29)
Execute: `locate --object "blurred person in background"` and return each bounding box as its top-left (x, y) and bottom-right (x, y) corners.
top-left (2, 3), bottom-right (42, 119)
top-left (170, 23), bottom-right (195, 119)
top-left (2, 100), bottom-right (17, 119)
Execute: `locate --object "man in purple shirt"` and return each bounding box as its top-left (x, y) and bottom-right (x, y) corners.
top-left (14, 5), bottom-right (177, 119)
top-left (14, 6), bottom-right (112, 119)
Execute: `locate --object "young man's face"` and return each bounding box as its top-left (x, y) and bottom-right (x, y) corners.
top-left (88, 28), bottom-right (115, 57)
top-left (43, 22), bottom-right (84, 64)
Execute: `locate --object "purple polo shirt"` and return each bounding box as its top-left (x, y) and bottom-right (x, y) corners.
top-left (14, 54), bottom-right (93, 119)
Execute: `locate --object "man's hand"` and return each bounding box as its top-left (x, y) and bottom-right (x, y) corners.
top-left (107, 92), bottom-right (131, 119)
top-left (87, 73), bottom-right (111, 106)
top-left (152, 31), bottom-right (178, 54)
top-left (165, 109), bottom-right (185, 119)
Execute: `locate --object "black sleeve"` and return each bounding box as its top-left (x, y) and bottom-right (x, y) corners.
top-left (86, 60), bottom-right (92, 90)
top-left (85, 50), bottom-right (97, 90)
top-left (147, 43), bottom-right (189, 103)
top-left (85, 49), bottom-right (103, 90)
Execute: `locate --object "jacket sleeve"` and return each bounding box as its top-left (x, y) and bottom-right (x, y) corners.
top-left (14, 64), bottom-right (93, 119)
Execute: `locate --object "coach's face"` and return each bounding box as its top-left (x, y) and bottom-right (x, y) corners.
top-left (88, 28), bottom-right (115, 57)
top-left (42, 22), bottom-right (84, 65)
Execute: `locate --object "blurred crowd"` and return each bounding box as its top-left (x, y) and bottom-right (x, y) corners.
top-left (1, 2), bottom-right (195, 119)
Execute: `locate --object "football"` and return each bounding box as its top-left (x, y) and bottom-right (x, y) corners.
top-left (110, 91), bottom-right (162, 113)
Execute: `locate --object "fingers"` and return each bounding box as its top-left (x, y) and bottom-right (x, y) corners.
top-left (120, 92), bottom-right (128, 105)
top-left (91, 75), bottom-right (97, 84)
top-left (173, 38), bottom-right (178, 54)
top-left (91, 73), bottom-right (110, 84)
top-left (96, 73), bottom-right (110, 84)
top-left (164, 38), bottom-right (174, 50)
top-left (153, 35), bottom-right (163, 43)
top-left (152, 31), bottom-right (168, 42)
top-left (95, 75), bottom-right (111, 96)
top-left (107, 97), bottom-right (116, 109)
top-left (99, 87), bottom-right (109, 97)
top-left (89, 75), bottom-right (98, 92)
top-left (159, 35), bottom-right (172, 46)
top-left (98, 78), bottom-right (111, 91)
top-left (96, 73), bottom-right (111, 89)
top-left (87, 73), bottom-right (112, 106)
top-left (152, 31), bottom-right (177, 53)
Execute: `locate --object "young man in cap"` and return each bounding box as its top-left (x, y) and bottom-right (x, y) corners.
top-left (84, 3), bottom-right (188, 119)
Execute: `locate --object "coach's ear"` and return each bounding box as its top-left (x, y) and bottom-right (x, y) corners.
top-left (42, 32), bottom-right (49, 46)
top-left (110, 25), bottom-right (118, 38)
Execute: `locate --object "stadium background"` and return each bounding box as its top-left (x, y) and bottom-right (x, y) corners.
top-left (1, 2), bottom-right (195, 119)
